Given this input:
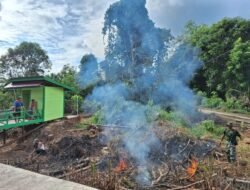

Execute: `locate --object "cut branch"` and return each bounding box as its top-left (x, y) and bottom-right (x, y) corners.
top-left (168, 173), bottom-right (217, 190)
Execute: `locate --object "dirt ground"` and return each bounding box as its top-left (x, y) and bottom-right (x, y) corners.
top-left (0, 114), bottom-right (250, 190)
top-left (0, 118), bottom-right (104, 174)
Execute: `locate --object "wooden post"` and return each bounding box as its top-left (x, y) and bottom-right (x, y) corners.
top-left (3, 129), bottom-right (6, 144)
top-left (36, 163), bottom-right (40, 172)
top-left (76, 95), bottom-right (79, 116)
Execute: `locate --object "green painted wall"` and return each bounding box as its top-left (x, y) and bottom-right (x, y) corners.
top-left (30, 87), bottom-right (43, 114)
top-left (21, 87), bottom-right (44, 117)
top-left (44, 86), bottom-right (64, 121)
top-left (22, 90), bottom-right (31, 109)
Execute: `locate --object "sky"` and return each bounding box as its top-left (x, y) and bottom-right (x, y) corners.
top-left (0, 0), bottom-right (249, 73)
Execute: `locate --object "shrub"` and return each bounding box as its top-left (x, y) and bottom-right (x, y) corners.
top-left (221, 96), bottom-right (245, 112)
top-left (157, 110), bottom-right (188, 127)
top-left (190, 120), bottom-right (224, 138)
top-left (75, 111), bottom-right (105, 128)
top-left (71, 95), bottom-right (83, 114)
top-left (198, 90), bottom-right (249, 113)
top-left (0, 91), bottom-right (13, 110)
top-left (202, 93), bottom-right (224, 109)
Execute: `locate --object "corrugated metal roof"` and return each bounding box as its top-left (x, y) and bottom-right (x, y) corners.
top-left (5, 81), bottom-right (43, 89)
top-left (4, 76), bottom-right (74, 91)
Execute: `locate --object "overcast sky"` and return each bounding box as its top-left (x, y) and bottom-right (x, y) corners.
top-left (0, 0), bottom-right (249, 73)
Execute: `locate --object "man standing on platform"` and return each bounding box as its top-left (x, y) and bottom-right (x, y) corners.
top-left (13, 96), bottom-right (24, 122)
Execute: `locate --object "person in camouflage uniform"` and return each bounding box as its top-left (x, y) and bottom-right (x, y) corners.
top-left (220, 122), bottom-right (242, 162)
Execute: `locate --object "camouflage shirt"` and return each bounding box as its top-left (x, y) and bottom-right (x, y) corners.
top-left (224, 129), bottom-right (241, 145)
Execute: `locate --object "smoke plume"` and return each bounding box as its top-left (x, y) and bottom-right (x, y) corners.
top-left (79, 0), bottom-right (201, 184)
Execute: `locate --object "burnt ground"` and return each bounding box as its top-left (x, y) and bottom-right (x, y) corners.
top-left (0, 116), bottom-right (250, 190)
top-left (0, 118), bottom-right (104, 175)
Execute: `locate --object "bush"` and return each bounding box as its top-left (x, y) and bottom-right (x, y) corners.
top-left (75, 111), bottom-right (105, 128)
top-left (71, 95), bottom-right (83, 114)
top-left (221, 97), bottom-right (246, 112)
top-left (198, 91), bottom-right (249, 113)
top-left (0, 91), bottom-right (14, 110)
top-left (190, 120), bottom-right (224, 138)
top-left (189, 124), bottom-right (207, 138)
top-left (158, 110), bottom-right (188, 127)
top-left (201, 93), bottom-right (224, 109)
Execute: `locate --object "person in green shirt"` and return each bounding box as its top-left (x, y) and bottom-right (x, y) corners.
top-left (220, 122), bottom-right (242, 162)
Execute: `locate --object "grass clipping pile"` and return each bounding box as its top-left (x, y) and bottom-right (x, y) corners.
top-left (0, 119), bottom-right (250, 190)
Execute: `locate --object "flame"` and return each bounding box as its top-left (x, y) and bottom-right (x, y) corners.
top-left (187, 159), bottom-right (198, 178)
top-left (114, 159), bottom-right (128, 172)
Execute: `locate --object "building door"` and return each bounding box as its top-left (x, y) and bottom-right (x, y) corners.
top-left (22, 90), bottom-right (31, 109)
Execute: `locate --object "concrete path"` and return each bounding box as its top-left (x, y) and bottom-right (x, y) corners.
top-left (0, 163), bottom-right (97, 190)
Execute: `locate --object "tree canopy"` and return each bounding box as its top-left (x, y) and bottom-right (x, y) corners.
top-left (50, 64), bottom-right (79, 92)
top-left (186, 18), bottom-right (250, 99)
top-left (0, 42), bottom-right (51, 78)
top-left (102, 0), bottom-right (172, 82)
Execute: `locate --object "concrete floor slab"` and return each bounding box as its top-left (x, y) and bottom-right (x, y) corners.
top-left (0, 163), bottom-right (97, 190)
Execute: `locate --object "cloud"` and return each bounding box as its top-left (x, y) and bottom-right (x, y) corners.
top-left (0, 0), bottom-right (249, 73)
top-left (0, 0), bottom-right (116, 73)
top-left (146, 0), bottom-right (250, 34)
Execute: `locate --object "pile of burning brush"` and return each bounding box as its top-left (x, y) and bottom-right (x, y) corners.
top-left (60, 124), bottom-right (240, 190)
top-left (10, 121), bottom-right (248, 190)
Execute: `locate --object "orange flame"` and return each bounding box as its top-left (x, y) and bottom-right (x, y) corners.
top-left (187, 159), bottom-right (198, 178)
top-left (114, 159), bottom-right (128, 172)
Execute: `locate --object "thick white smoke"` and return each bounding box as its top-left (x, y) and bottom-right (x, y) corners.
top-left (79, 0), bottom-right (202, 184)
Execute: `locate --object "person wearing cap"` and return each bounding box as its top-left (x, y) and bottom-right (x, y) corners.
top-left (220, 122), bottom-right (242, 162)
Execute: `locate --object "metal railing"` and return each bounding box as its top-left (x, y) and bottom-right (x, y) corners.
top-left (0, 108), bottom-right (42, 126)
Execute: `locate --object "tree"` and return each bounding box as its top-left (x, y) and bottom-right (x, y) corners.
top-left (79, 0), bottom-right (200, 115)
top-left (0, 91), bottom-right (13, 110)
top-left (102, 0), bottom-right (172, 82)
top-left (51, 64), bottom-right (79, 92)
top-left (71, 95), bottom-right (83, 114)
top-left (78, 54), bottom-right (100, 97)
top-left (186, 18), bottom-right (250, 98)
top-left (0, 42), bottom-right (51, 78)
top-left (225, 38), bottom-right (250, 107)
top-left (49, 64), bottom-right (80, 113)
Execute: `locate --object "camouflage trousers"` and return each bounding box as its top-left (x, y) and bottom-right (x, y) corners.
top-left (226, 143), bottom-right (236, 162)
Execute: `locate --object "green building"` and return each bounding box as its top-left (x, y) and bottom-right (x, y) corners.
top-left (0, 76), bottom-right (73, 130)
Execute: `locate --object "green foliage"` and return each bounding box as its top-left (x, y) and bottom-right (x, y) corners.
top-left (80, 54), bottom-right (97, 66)
top-left (201, 92), bottom-right (224, 109)
top-left (0, 78), bottom-right (7, 88)
top-left (0, 41), bottom-right (51, 78)
top-left (157, 109), bottom-right (224, 139)
top-left (49, 64), bottom-right (82, 114)
top-left (76, 111), bottom-right (104, 128)
top-left (49, 64), bottom-right (79, 92)
top-left (198, 90), bottom-right (248, 113)
top-left (89, 111), bottom-right (105, 124)
top-left (78, 54), bottom-right (99, 98)
top-left (186, 18), bottom-right (250, 100)
top-left (190, 120), bottom-right (224, 138)
top-left (91, 162), bottom-right (97, 173)
top-left (223, 97), bottom-right (244, 111)
top-left (103, 0), bottom-right (172, 83)
top-left (0, 91), bottom-right (13, 110)
top-left (70, 95), bottom-right (83, 114)
top-left (80, 85), bottom-right (95, 99)
top-left (157, 110), bottom-right (188, 127)
top-left (225, 38), bottom-right (250, 109)
top-left (202, 120), bottom-right (224, 136)
top-left (189, 124), bottom-right (207, 138)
